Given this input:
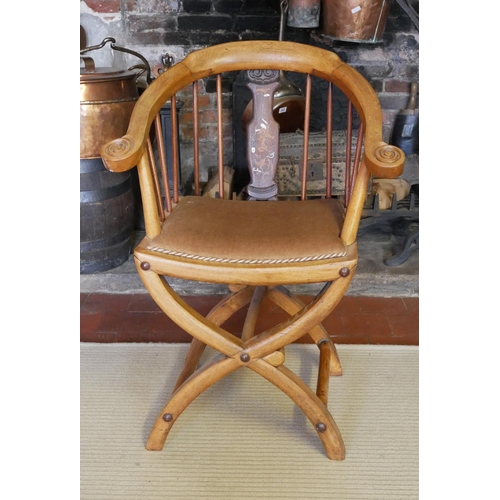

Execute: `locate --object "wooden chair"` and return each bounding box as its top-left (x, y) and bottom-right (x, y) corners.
top-left (101, 41), bottom-right (404, 460)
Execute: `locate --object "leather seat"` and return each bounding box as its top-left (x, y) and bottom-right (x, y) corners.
top-left (147, 197), bottom-right (347, 265)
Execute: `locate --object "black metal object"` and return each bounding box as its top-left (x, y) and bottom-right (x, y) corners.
top-left (391, 113), bottom-right (418, 156)
top-left (384, 227), bottom-right (419, 266)
top-left (361, 184), bottom-right (419, 226)
top-left (361, 184), bottom-right (419, 266)
top-left (390, 82), bottom-right (418, 156)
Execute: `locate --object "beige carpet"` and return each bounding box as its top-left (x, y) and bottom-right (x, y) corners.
top-left (81, 343), bottom-right (418, 499)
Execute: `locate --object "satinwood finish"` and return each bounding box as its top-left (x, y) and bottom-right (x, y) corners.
top-left (101, 41), bottom-right (404, 461)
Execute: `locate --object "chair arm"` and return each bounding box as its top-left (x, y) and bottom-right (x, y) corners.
top-left (363, 141), bottom-right (405, 179)
top-left (332, 65), bottom-right (405, 179)
top-left (100, 134), bottom-right (140, 173)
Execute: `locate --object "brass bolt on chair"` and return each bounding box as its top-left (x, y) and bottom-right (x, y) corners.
top-left (101, 41), bottom-right (404, 460)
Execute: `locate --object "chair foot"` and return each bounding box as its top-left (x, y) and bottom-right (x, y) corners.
top-left (328, 342), bottom-right (343, 376)
top-left (146, 355), bottom-right (241, 451)
top-left (250, 359), bottom-right (345, 460)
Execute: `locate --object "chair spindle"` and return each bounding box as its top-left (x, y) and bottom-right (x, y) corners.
top-left (326, 82), bottom-right (333, 199)
top-left (301, 74), bottom-right (312, 201)
top-left (192, 81), bottom-right (201, 196)
top-left (146, 136), bottom-right (165, 221)
top-left (345, 101), bottom-right (353, 206)
top-left (154, 114), bottom-right (172, 214)
top-left (216, 74), bottom-right (224, 199)
top-left (170, 95), bottom-right (180, 204)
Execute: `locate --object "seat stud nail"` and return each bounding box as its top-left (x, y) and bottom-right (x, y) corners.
top-left (339, 267), bottom-right (350, 277)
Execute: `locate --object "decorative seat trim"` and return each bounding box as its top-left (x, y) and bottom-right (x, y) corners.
top-left (145, 246), bottom-right (347, 265)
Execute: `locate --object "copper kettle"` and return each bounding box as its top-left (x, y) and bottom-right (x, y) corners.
top-left (80, 37), bottom-right (151, 159)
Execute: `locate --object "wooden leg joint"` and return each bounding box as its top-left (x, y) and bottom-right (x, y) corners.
top-left (265, 286), bottom-right (343, 376)
top-left (262, 348), bottom-right (285, 367)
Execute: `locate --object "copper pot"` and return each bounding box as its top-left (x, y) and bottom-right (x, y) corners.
top-left (322, 0), bottom-right (391, 43)
top-left (80, 37), bottom-right (151, 158)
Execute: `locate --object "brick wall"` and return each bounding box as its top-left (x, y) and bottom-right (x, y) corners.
top-left (81, 0), bottom-right (419, 183)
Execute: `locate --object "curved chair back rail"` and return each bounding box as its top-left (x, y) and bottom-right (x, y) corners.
top-left (102, 41), bottom-right (403, 177)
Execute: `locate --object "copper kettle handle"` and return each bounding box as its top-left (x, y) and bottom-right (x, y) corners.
top-left (80, 56), bottom-right (95, 72)
top-left (80, 37), bottom-right (152, 84)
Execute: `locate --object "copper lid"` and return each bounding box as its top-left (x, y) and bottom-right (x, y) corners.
top-left (80, 66), bottom-right (138, 82)
top-left (80, 55), bottom-right (137, 83)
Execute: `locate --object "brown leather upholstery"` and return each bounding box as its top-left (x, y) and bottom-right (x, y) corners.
top-left (147, 196), bottom-right (347, 264)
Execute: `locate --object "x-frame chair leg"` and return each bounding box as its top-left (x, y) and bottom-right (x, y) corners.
top-left (172, 287), bottom-right (255, 392)
top-left (137, 262), bottom-right (353, 459)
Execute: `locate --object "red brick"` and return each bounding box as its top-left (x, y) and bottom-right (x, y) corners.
top-left (129, 294), bottom-right (162, 312)
top-left (179, 126), bottom-right (195, 141)
top-left (332, 296), bottom-right (361, 315)
top-left (259, 296), bottom-right (287, 315)
top-left (384, 331), bottom-right (418, 346)
top-left (403, 297), bottom-right (419, 314)
top-left (80, 331), bottom-right (117, 343)
top-left (179, 93), bottom-right (212, 110)
top-left (389, 311), bottom-right (419, 338)
top-left (295, 295), bottom-right (314, 305)
top-left (357, 297), bottom-right (407, 315)
top-left (255, 312), bottom-right (291, 335)
top-left (319, 314), bottom-right (344, 337)
top-left (365, 333), bottom-right (400, 345)
top-left (81, 293), bottom-right (133, 314)
top-left (83, 0), bottom-right (120, 14)
top-left (96, 311), bottom-right (150, 335)
top-left (79, 293), bottom-right (419, 346)
top-left (146, 312), bottom-right (190, 340)
top-left (384, 80), bottom-right (411, 93)
top-left (80, 313), bottom-right (104, 335)
top-left (220, 307), bottom-right (247, 335)
top-left (341, 313), bottom-right (392, 337)
top-left (184, 295), bottom-right (225, 317)
top-left (329, 334), bottom-right (371, 344)
top-left (179, 111), bottom-right (194, 125)
top-left (294, 334), bottom-right (316, 344)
